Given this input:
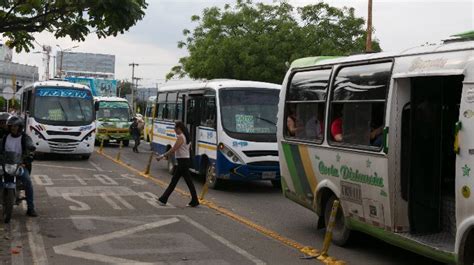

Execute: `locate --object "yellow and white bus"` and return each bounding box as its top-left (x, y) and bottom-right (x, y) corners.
top-left (277, 34), bottom-right (474, 264)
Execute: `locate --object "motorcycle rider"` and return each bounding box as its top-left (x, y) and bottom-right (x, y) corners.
top-left (1, 115), bottom-right (37, 217)
top-left (0, 112), bottom-right (11, 139)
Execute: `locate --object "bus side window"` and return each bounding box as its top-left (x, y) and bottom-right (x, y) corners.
top-left (285, 69), bottom-right (331, 142)
top-left (200, 96), bottom-right (216, 128)
top-left (329, 62), bottom-right (392, 149)
top-left (156, 92), bottom-right (167, 120)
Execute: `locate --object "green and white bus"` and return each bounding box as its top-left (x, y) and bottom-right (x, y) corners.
top-left (277, 34), bottom-right (474, 264)
top-left (94, 97), bottom-right (133, 146)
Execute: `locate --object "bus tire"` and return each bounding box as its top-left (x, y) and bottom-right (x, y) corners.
top-left (324, 195), bottom-right (351, 246)
top-left (460, 229), bottom-right (474, 265)
top-left (271, 180), bottom-right (281, 189)
top-left (206, 163), bottom-right (219, 189)
top-left (122, 140), bottom-right (129, 147)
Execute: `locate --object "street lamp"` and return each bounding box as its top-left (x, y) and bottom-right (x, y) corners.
top-left (56, 44), bottom-right (79, 77)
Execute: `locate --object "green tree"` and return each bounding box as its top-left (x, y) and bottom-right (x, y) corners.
top-left (0, 0), bottom-right (148, 52)
top-left (117, 80), bottom-right (133, 97)
top-left (167, 0), bottom-right (381, 84)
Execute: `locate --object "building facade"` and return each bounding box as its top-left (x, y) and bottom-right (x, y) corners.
top-left (0, 42), bottom-right (39, 100)
top-left (56, 51), bottom-right (115, 79)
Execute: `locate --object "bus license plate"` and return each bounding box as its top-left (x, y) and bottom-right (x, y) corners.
top-left (262, 172), bottom-right (276, 180)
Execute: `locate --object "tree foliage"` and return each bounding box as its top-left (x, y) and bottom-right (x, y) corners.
top-left (167, 0), bottom-right (381, 84)
top-left (117, 80), bottom-right (132, 97)
top-left (0, 0), bottom-right (148, 52)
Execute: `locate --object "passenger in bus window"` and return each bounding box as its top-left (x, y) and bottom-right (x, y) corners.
top-left (370, 125), bottom-right (383, 146)
top-left (286, 105), bottom-right (303, 137)
top-left (331, 107), bottom-right (343, 142)
top-left (305, 111), bottom-right (323, 140)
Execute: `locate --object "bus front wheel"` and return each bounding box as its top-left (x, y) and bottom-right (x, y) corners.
top-left (324, 195), bottom-right (351, 246)
top-left (206, 164), bottom-right (219, 189)
top-left (122, 140), bottom-right (129, 147)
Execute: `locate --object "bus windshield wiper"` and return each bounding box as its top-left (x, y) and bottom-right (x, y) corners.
top-left (58, 101), bottom-right (68, 121)
top-left (76, 99), bottom-right (86, 121)
top-left (255, 116), bottom-right (276, 126)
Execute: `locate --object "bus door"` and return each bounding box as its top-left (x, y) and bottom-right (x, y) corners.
top-left (405, 76), bottom-right (462, 234)
top-left (185, 95), bottom-right (202, 171)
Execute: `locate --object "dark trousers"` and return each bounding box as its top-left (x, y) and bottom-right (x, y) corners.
top-left (18, 168), bottom-right (34, 210)
top-left (133, 135), bottom-right (140, 150)
top-left (159, 158), bottom-right (198, 204)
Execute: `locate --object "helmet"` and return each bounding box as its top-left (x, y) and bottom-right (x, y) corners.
top-left (6, 115), bottom-right (24, 128)
top-left (0, 112), bottom-right (11, 122)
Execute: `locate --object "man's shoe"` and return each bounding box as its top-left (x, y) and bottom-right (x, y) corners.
top-left (26, 209), bottom-right (38, 217)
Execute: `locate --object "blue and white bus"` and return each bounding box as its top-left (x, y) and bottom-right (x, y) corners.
top-left (151, 80), bottom-right (281, 188)
top-left (20, 81), bottom-right (96, 159)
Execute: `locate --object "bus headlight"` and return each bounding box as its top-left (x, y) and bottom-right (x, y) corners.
top-left (218, 143), bottom-right (244, 164)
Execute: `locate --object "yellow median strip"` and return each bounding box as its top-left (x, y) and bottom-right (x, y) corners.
top-left (96, 149), bottom-right (346, 265)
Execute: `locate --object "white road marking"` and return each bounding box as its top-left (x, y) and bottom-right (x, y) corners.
top-left (120, 173), bottom-right (147, 185)
top-left (181, 215), bottom-right (266, 265)
top-left (88, 161), bottom-right (104, 172)
top-left (100, 193), bottom-right (121, 210)
top-left (62, 193), bottom-right (91, 211)
top-left (35, 163), bottom-right (99, 172)
top-left (11, 221), bottom-right (24, 265)
top-left (22, 204), bottom-right (48, 265)
top-left (63, 174), bottom-right (87, 186)
top-left (45, 186), bottom-right (136, 197)
top-left (32, 175), bottom-right (53, 186)
top-left (93, 174), bottom-right (118, 185)
top-left (110, 193), bottom-right (135, 209)
top-left (53, 217), bottom-right (180, 264)
top-left (98, 192), bottom-right (135, 210)
top-left (137, 191), bottom-right (175, 208)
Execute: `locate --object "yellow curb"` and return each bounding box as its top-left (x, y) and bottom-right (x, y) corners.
top-left (96, 150), bottom-right (346, 264)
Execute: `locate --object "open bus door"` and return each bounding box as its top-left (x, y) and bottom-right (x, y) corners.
top-left (185, 95), bottom-right (202, 172)
top-left (406, 76), bottom-right (462, 234)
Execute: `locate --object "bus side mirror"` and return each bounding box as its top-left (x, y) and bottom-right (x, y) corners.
top-left (94, 102), bottom-right (100, 111)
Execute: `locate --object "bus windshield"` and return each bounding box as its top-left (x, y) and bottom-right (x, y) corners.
top-left (97, 101), bottom-right (131, 121)
top-left (219, 88), bottom-right (279, 142)
top-left (33, 87), bottom-right (94, 126)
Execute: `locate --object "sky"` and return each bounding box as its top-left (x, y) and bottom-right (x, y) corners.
top-left (10, 0), bottom-right (474, 88)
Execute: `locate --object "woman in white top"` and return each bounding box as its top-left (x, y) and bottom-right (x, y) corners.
top-left (156, 121), bottom-right (199, 207)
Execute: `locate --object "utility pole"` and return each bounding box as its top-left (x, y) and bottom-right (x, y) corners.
top-left (129, 63), bottom-right (139, 112)
top-left (43, 45), bottom-right (51, 80)
top-left (133, 77), bottom-right (142, 113)
top-left (366, 0), bottom-right (373, 52)
top-left (56, 45), bottom-right (79, 78)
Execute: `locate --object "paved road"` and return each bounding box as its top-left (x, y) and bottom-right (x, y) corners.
top-left (0, 143), bottom-right (444, 265)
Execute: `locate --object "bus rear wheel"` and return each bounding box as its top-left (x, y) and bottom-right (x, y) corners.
top-left (324, 195), bottom-right (351, 246)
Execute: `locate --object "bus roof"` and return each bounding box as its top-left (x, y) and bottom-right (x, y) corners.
top-left (289, 38), bottom-right (474, 70)
top-left (94, 96), bottom-right (128, 102)
top-left (31, 80), bottom-right (91, 90)
top-left (289, 56), bottom-right (342, 68)
top-left (158, 79), bottom-right (280, 93)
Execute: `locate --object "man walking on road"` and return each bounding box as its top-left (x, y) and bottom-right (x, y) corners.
top-left (129, 117), bottom-right (142, 153)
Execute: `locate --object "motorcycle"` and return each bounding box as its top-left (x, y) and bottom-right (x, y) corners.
top-left (1, 152), bottom-right (26, 224)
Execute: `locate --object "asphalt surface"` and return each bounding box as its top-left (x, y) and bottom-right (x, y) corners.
top-left (0, 142), bottom-right (444, 265)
